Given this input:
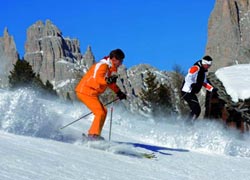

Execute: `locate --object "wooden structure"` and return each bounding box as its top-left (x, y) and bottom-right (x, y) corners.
top-left (205, 72), bottom-right (250, 132)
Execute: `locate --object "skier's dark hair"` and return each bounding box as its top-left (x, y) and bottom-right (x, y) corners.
top-left (109, 49), bottom-right (125, 61)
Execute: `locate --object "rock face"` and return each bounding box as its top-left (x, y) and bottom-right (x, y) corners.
top-left (80, 45), bottom-right (95, 68)
top-left (116, 64), bottom-right (176, 114)
top-left (24, 20), bottom-right (82, 82)
top-left (0, 28), bottom-right (18, 87)
top-left (206, 0), bottom-right (250, 71)
top-left (24, 20), bottom-right (95, 99)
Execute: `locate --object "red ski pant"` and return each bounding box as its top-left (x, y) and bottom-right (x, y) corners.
top-left (76, 92), bottom-right (107, 136)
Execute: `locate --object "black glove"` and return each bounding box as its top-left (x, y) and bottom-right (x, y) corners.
top-left (106, 74), bottom-right (118, 84)
top-left (191, 83), bottom-right (198, 89)
top-left (116, 90), bottom-right (127, 100)
top-left (212, 87), bottom-right (218, 93)
top-left (191, 83), bottom-right (199, 94)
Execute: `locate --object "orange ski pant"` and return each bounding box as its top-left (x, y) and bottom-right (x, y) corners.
top-left (76, 92), bottom-right (107, 136)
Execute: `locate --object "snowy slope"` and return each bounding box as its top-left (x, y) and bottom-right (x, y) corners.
top-left (1, 131), bottom-right (250, 180)
top-left (1, 63), bottom-right (250, 180)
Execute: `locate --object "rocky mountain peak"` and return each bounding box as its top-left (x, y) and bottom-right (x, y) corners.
top-left (0, 28), bottom-right (18, 87)
top-left (24, 20), bottom-right (83, 84)
top-left (206, 0), bottom-right (250, 72)
top-left (81, 45), bottom-right (95, 67)
top-left (4, 27), bottom-right (9, 37)
top-left (44, 19), bottom-right (62, 37)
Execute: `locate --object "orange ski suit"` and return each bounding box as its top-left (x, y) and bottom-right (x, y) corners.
top-left (75, 57), bottom-right (120, 136)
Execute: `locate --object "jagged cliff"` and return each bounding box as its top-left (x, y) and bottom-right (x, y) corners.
top-left (206, 0), bottom-right (250, 71)
top-left (24, 20), bottom-right (95, 99)
top-left (0, 28), bottom-right (18, 88)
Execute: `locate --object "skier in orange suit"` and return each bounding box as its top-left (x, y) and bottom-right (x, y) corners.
top-left (75, 49), bottom-right (127, 140)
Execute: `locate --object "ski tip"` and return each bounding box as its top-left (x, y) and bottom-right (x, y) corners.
top-left (141, 153), bottom-right (157, 159)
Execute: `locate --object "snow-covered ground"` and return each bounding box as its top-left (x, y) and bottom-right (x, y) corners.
top-left (215, 64), bottom-right (250, 102)
top-left (1, 130), bottom-right (250, 180)
top-left (1, 64), bottom-right (250, 180)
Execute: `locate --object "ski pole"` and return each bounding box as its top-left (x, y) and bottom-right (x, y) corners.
top-left (60, 98), bottom-right (119, 130)
top-left (108, 102), bottom-right (114, 141)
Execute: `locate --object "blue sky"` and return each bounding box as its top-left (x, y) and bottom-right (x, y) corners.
top-left (1, 0), bottom-right (215, 71)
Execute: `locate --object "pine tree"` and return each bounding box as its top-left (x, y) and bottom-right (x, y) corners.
top-left (32, 74), bottom-right (45, 90)
top-left (32, 76), bottom-right (57, 95)
top-left (66, 92), bottom-right (72, 102)
top-left (9, 59), bottom-right (35, 88)
top-left (45, 80), bottom-right (57, 96)
top-left (9, 59), bottom-right (57, 96)
top-left (140, 69), bottom-right (173, 117)
top-left (155, 83), bottom-right (172, 115)
top-left (140, 69), bottom-right (158, 110)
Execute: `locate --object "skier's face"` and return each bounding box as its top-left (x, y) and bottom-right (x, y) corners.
top-left (203, 64), bottom-right (211, 70)
top-left (111, 57), bottom-right (123, 68)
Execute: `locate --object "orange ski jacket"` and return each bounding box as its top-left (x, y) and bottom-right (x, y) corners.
top-left (75, 57), bottom-right (120, 96)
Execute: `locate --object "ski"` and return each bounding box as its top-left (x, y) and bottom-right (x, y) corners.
top-left (80, 133), bottom-right (157, 159)
top-left (141, 153), bottom-right (156, 159)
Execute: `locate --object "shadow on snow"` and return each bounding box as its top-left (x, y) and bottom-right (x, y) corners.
top-left (116, 141), bottom-right (189, 156)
